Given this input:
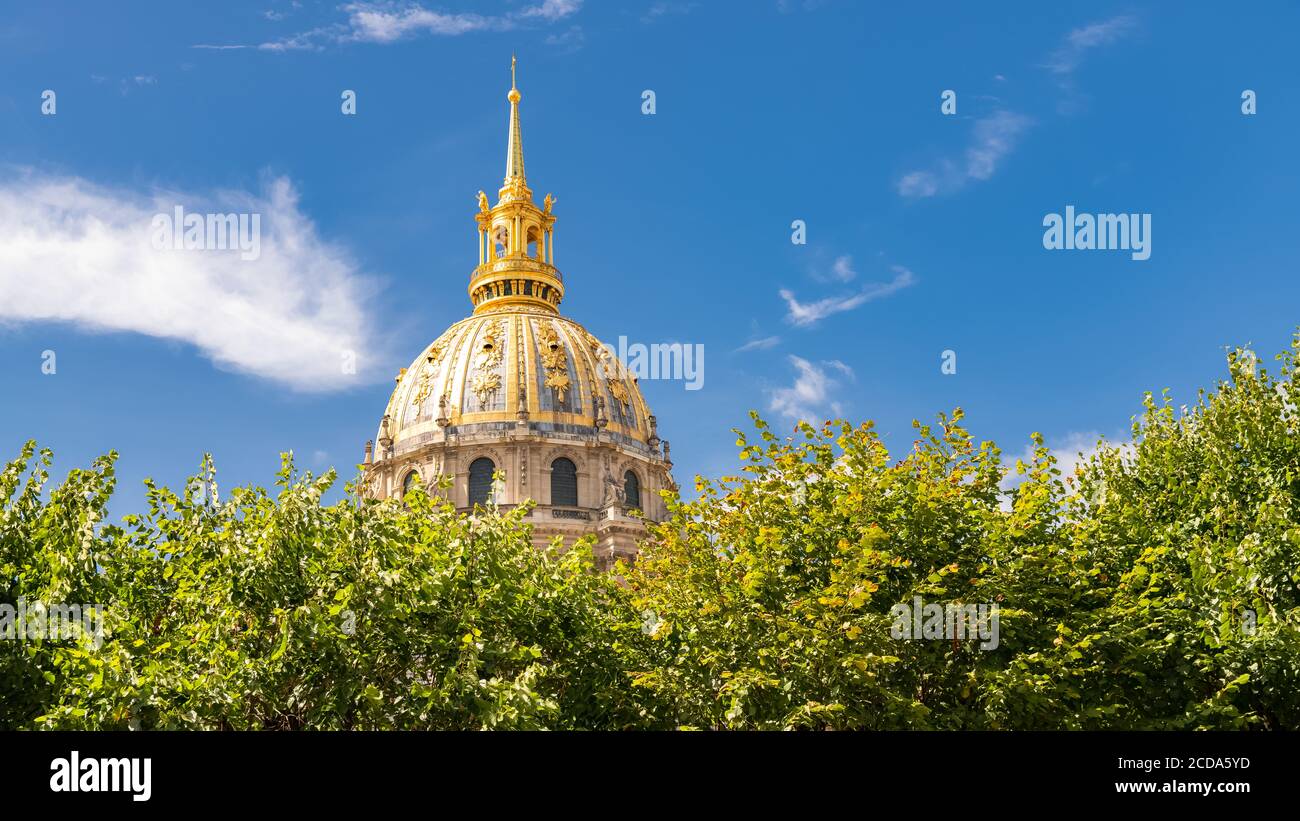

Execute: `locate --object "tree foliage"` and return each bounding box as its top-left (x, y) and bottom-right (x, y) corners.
top-left (3, 341), bottom-right (1298, 729)
top-left (1, 458), bottom-right (650, 729)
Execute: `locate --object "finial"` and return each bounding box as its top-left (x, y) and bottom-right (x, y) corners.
top-left (504, 55), bottom-right (525, 181)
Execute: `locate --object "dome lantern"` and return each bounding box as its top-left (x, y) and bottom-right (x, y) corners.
top-left (470, 57), bottom-right (563, 315)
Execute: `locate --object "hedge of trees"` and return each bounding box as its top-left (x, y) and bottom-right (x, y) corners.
top-left (3, 341), bottom-right (1298, 729)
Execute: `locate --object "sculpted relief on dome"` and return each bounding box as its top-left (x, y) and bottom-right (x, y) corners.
top-left (538, 321), bottom-right (571, 404)
top-left (467, 317), bottom-right (506, 413)
top-left (405, 333), bottom-right (451, 425)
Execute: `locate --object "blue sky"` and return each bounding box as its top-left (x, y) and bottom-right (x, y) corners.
top-left (1, 1), bottom-right (1297, 513)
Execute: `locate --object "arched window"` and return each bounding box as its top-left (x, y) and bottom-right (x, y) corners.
top-left (623, 470), bottom-right (641, 511)
top-left (402, 470), bottom-right (421, 498)
top-left (468, 457), bottom-right (495, 507)
top-left (551, 458), bottom-right (578, 507)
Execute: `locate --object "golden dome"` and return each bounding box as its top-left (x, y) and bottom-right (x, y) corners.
top-left (365, 55), bottom-right (672, 563)
top-left (377, 310), bottom-right (657, 453)
top-left (372, 56), bottom-right (659, 457)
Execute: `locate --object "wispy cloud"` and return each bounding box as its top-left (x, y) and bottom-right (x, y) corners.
top-left (545, 25), bottom-right (585, 52)
top-left (806, 254), bottom-right (859, 284)
top-left (806, 252), bottom-right (862, 284)
top-left (342, 4), bottom-right (494, 42)
top-left (200, 1), bottom-right (584, 51)
top-left (0, 171), bottom-right (384, 392)
top-left (781, 265), bottom-right (915, 327)
top-left (1044, 15), bottom-right (1138, 81)
top-left (642, 2), bottom-right (697, 23)
top-left (522, 0), bottom-right (583, 22)
top-left (999, 430), bottom-right (1136, 506)
top-left (733, 335), bottom-right (780, 353)
top-left (263, 0), bottom-right (303, 22)
top-left (897, 110), bottom-right (1032, 199)
top-left (1043, 15), bottom-right (1139, 113)
top-left (768, 355), bottom-right (852, 423)
top-left (776, 0), bottom-right (830, 12)
top-left (1001, 431), bottom-right (1102, 491)
top-left (896, 16), bottom-right (1134, 198)
top-left (90, 74), bottom-right (158, 96)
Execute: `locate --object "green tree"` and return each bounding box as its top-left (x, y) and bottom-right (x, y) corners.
top-left (623, 340), bottom-right (1300, 729)
top-left (4, 339), bottom-right (1298, 729)
top-left (1, 454), bottom-right (652, 729)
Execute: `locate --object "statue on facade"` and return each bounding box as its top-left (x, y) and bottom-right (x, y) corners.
top-left (602, 455), bottom-right (625, 507)
top-left (436, 394), bottom-right (450, 428)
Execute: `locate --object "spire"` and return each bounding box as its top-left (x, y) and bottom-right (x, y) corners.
top-left (471, 55), bottom-right (561, 315)
top-left (505, 54), bottom-right (525, 185)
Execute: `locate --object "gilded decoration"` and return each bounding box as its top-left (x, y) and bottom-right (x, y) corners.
top-left (539, 321), bottom-right (571, 403)
top-left (607, 376), bottom-right (628, 409)
top-left (471, 319), bottom-right (506, 408)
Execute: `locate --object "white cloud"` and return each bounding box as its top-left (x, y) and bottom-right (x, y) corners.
top-left (776, 0), bottom-right (829, 12)
top-left (89, 74), bottom-right (160, 95)
top-left (733, 335), bottom-right (780, 353)
top-left (642, 2), bottom-right (697, 23)
top-left (829, 255), bottom-right (855, 282)
top-left (1044, 15), bottom-right (1137, 79)
top-left (544, 25), bottom-right (585, 51)
top-left (343, 4), bottom-right (492, 42)
top-left (0, 171), bottom-right (383, 392)
top-left (966, 111), bottom-right (1030, 180)
top-left (897, 110), bottom-right (1032, 199)
top-left (897, 171), bottom-right (939, 198)
top-left (808, 253), bottom-right (859, 284)
top-left (521, 0), bottom-right (583, 22)
top-left (781, 265), bottom-right (915, 327)
top-left (1003, 431), bottom-right (1103, 489)
top-left (999, 430), bottom-right (1136, 497)
top-left (223, 1), bottom-right (584, 50)
top-left (1043, 15), bottom-right (1138, 113)
top-left (824, 359), bottom-right (853, 378)
top-left (768, 355), bottom-right (852, 423)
